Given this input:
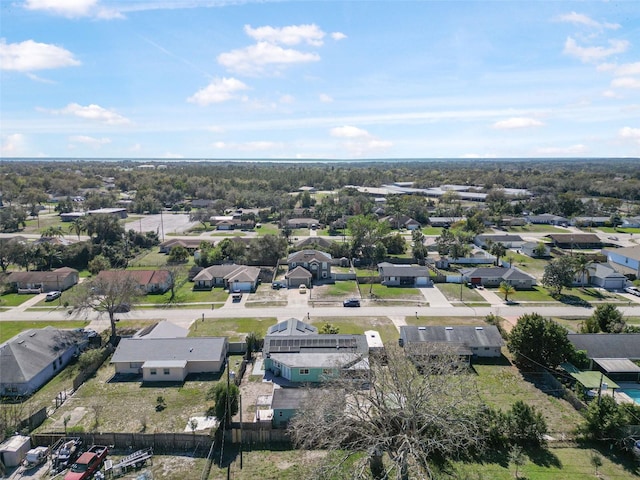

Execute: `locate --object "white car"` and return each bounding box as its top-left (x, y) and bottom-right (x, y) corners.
top-left (45, 290), bottom-right (61, 301)
top-left (624, 286), bottom-right (640, 297)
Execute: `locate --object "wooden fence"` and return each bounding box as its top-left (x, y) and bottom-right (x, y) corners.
top-left (227, 422), bottom-right (291, 449)
top-left (72, 346), bottom-right (114, 391)
top-left (32, 432), bottom-right (213, 456)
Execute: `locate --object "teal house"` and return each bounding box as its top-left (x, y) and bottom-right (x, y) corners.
top-left (263, 318), bottom-right (369, 384)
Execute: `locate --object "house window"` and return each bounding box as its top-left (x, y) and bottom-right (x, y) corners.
top-left (484, 347), bottom-right (490, 350)
top-left (299, 368), bottom-right (309, 375)
top-left (150, 369), bottom-right (157, 375)
top-left (291, 262), bottom-right (296, 268)
top-left (53, 363), bottom-right (57, 371)
top-left (163, 369), bottom-right (170, 375)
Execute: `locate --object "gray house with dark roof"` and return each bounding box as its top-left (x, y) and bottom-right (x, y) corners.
top-left (474, 234), bottom-right (525, 249)
top-left (377, 262), bottom-right (432, 287)
top-left (0, 327), bottom-right (87, 396)
top-left (110, 337), bottom-right (228, 382)
top-left (460, 267), bottom-right (536, 289)
top-left (192, 264), bottom-right (260, 292)
top-left (399, 325), bottom-right (504, 364)
top-left (271, 388), bottom-right (315, 428)
top-left (567, 334), bottom-right (640, 382)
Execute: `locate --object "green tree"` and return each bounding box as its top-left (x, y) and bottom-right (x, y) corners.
top-left (490, 242), bottom-right (507, 266)
top-left (542, 255), bottom-right (575, 297)
top-left (411, 230), bottom-right (428, 264)
top-left (508, 313), bottom-right (574, 370)
top-left (573, 254), bottom-right (591, 287)
top-left (0, 206), bottom-right (27, 232)
top-left (85, 214), bottom-right (125, 245)
top-left (245, 332), bottom-right (262, 360)
top-left (580, 395), bottom-right (628, 440)
top-left (207, 382), bottom-right (239, 426)
top-left (87, 254), bottom-right (111, 275)
top-left (498, 281), bottom-right (516, 302)
top-left (319, 322), bottom-right (340, 334)
top-left (347, 215), bottom-right (390, 263)
top-left (591, 303), bottom-right (625, 333)
top-left (382, 233), bottom-right (407, 255)
top-left (168, 245), bottom-right (189, 263)
top-left (68, 217), bottom-right (87, 240)
top-left (508, 445), bottom-right (526, 479)
top-left (506, 400), bottom-right (547, 446)
top-left (533, 242), bottom-right (549, 258)
top-left (68, 271), bottom-right (144, 345)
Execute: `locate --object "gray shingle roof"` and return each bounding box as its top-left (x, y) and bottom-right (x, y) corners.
top-left (267, 318), bottom-right (317, 336)
top-left (111, 337), bottom-right (227, 364)
top-left (0, 327), bottom-right (85, 384)
top-left (400, 325), bottom-right (504, 349)
top-left (567, 334), bottom-right (640, 360)
top-left (378, 263), bottom-right (430, 277)
top-left (271, 388), bottom-right (312, 410)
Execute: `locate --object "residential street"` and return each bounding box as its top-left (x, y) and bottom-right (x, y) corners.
top-left (2, 295), bottom-right (640, 335)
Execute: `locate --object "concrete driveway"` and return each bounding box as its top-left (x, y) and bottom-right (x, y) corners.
top-left (418, 285), bottom-right (452, 308)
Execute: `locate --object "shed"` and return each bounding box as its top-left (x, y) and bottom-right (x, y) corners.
top-left (0, 435), bottom-right (31, 467)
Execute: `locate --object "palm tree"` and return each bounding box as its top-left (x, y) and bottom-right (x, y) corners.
top-left (41, 225), bottom-right (65, 238)
top-left (499, 281), bottom-right (516, 302)
top-left (68, 217), bottom-right (86, 240)
top-left (490, 242), bottom-right (507, 266)
top-left (573, 254), bottom-right (591, 288)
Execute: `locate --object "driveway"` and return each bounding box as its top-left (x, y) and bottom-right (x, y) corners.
top-left (418, 285), bottom-right (452, 308)
top-left (473, 287), bottom-right (505, 306)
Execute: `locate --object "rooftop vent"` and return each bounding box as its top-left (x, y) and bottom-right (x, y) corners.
top-left (475, 327), bottom-right (483, 330)
top-left (418, 327), bottom-right (426, 331)
top-left (445, 327), bottom-right (453, 331)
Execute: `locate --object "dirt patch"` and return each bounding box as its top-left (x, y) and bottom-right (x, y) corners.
top-left (236, 356), bottom-right (274, 423)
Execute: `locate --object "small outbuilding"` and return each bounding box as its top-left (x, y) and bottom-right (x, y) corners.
top-left (0, 435), bottom-right (31, 467)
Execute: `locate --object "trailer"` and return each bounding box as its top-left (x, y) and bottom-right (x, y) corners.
top-left (51, 437), bottom-right (82, 474)
top-left (20, 446), bottom-right (48, 471)
top-left (105, 448), bottom-right (153, 477)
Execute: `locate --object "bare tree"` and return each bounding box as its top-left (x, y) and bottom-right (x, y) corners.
top-left (288, 344), bottom-right (488, 480)
top-left (68, 271), bottom-right (144, 345)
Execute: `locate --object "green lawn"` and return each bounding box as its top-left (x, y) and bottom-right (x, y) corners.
top-left (323, 281), bottom-right (359, 297)
top-left (404, 315), bottom-right (487, 327)
top-left (597, 226), bottom-right (640, 234)
top-left (506, 224), bottom-right (567, 233)
top-left (436, 282), bottom-right (488, 303)
top-left (368, 284), bottom-right (423, 300)
top-left (255, 223), bottom-right (280, 236)
top-left (0, 320), bottom-right (90, 343)
top-left (0, 292), bottom-right (36, 307)
top-left (189, 317), bottom-right (278, 341)
top-left (421, 226), bottom-right (443, 235)
top-left (507, 251), bottom-right (550, 278)
top-left (308, 316), bottom-right (399, 344)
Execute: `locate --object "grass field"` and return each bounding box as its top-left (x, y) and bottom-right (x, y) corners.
top-left (0, 320), bottom-right (90, 343)
top-left (436, 282), bottom-right (488, 303)
top-left (189, 317), bottom-right (278, 340)
top-left (0, 292), bottom-right (36, 307)
top-left (368, 284), bottom-right (423, 300)
top-left (307, 316), bottom-right (399, 344)
top-left (506, 224), bottom-right (568, 233)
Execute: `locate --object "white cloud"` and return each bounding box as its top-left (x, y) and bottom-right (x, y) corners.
top-left (244, 24), bottom-right (325, 47)
top-left (0, 39), bottom-right (80, 72)
top-left (319, 93), bottom-right (333, 103)
top-left (56, 103), bottom-right (131, 125)
top-left (24, 0), bottom-right (123, 19)
top-left (279, 94), bottom-right (295, 104)
top-left (187, 77), bottom-right (249, 105)
top-left (619, 127), bottom-right (640, 144)
top-left (563, 37), bottom-right (629, 63)
top-left (330, 125), bottom-right (392, 157)
top-left (554, 12), bottom-right (620, 30)
top-left (602, 89), bottom-right (620, 98)
top-left (162, 152), bottom-right (184, 158)
top-left (206, 125), bottom-right (226, 133)
top-left (611, 77), bottom-right (640, 89)
top-left (330, 126), bottom-right (371, 138)
top-left (0, 133), bottom-right (26, 155)
top-left (218, 41), bottom-right (320, 76)
top-left (331, 32), bottom-right (347, 41)
top-left (598, 62), bottom-right (640, 76)
top-left (492, 117), bottom-right (544, 129)
top-left (69, 135), bottom-right (111, 147)
top-left (536, 144), bottom-right (588, 155)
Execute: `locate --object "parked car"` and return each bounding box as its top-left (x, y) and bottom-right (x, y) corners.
top-left (343, 298), bottom-right (360, 307)
top-left (232, 292), bottom-right (243, 302)
top-left (45, 290), bottom-right (62, 301)
top-left (114, 303), bottom-right (130, 313)
top-left (299, 284), bottom-right (307, 293)
top-left (625, 286), bottom-right (640, 297)
top-left (271, 282), bottom-right (284, 290)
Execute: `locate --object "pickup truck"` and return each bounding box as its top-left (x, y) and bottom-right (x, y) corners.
top-left (64, 445), bottom-right (108, 480)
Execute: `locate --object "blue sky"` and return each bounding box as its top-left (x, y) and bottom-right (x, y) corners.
top-left (1, 0), bottom-right (639, 159)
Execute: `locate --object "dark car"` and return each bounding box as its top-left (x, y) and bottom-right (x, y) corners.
top-left (271, 282), bottom-right (284, 290)
top-left (343, 298), bottom-right (360, 307)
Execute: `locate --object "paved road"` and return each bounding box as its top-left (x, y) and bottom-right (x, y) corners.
top-left (3, 298), bottom-right (640, 336)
